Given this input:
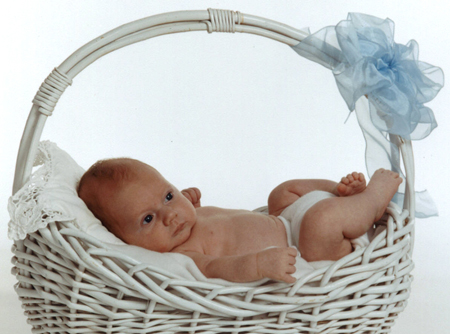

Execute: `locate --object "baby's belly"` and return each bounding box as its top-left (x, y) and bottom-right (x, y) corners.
top-left (198, 208), bottom-right (289, 256)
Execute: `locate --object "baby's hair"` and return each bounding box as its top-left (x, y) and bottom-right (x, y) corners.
top-left (77, 158), bottom-right (137, 194)
top-left (77, 158), bottom-right (141, 235)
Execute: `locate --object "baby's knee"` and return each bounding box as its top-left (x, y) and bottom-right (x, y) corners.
top-left (268, 182), bottom-right (299, 216)
top-left (299, 201), bottom-right (351, 261)
top-left (304, 198), bottom-right (339, 225)
top-left (301, 202), bottom-right (338, 240)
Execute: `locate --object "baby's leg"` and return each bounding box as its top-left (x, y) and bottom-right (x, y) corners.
top-left (268, 172), bottom-right (366, 216)
top-left (268, 179), bottom-right (340, 216)
top-left (298, 169), bottom-right (402, 262)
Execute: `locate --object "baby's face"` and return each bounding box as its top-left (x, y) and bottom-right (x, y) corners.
top-left (103, 163), bottom-right (197, 252)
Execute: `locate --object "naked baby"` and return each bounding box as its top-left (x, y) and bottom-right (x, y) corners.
top-left (77, 158), bottom-right (401, 283)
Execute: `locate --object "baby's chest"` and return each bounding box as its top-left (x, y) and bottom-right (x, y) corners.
top-left (197, 210), bottom-right (288, 256)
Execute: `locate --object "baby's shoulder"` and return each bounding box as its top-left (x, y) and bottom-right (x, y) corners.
top-left (196, 205), bottom-right (248, 216)
top-left (195, 206), bottom-right (228, 217)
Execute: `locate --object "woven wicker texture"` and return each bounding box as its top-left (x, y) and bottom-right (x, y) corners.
top-left (12, 203), bottom-right (413, 333)
top-left (11, 9), bottom-right (415, 334)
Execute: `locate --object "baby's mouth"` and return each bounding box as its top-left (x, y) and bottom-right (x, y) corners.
top-left (174, 222), bottom-right (186, 235)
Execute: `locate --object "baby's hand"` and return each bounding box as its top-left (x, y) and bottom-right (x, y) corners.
top-left (181, 187), bottom-right (201, 208)
top-left (256, 247), bottom-right (297, 283)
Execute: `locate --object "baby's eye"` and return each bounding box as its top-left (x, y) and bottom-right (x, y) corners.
top-left (165, 192), bottom-right (173, 202)
top-left (143, 215), bottom-right (153, 225)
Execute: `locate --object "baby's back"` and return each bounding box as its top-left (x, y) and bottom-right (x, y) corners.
top-left (177, 206), bottom-right (289, 257)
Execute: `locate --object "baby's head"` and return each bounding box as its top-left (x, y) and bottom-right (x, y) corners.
top-left (78, 158), bottom-right (197, 252)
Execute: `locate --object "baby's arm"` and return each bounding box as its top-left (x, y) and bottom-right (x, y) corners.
top-left (181, 187), bottom-right (201, 208)
top-left (179, 247), bottom-right (297, 283)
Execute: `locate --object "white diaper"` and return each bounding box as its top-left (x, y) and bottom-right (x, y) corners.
top-left (274, 190), bottom-right (372, 279)
top-left (279, 190), bottom-right (370, 251)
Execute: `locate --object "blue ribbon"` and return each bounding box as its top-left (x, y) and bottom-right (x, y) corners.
top-left (291, 13), bottom-right (444, 217)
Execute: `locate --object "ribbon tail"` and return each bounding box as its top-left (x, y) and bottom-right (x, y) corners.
top-left (393, 191), bottom-right (438, 218)
top-left (355, 97), bottom-right (438, 218)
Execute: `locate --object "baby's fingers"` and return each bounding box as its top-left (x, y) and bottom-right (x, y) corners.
top-left (190, 187), bottom-right (201, 201)
top-left (284, 252), bottom-right (297, 283)
top-left (287, 247), bottom-right (298, 257)
top-left (181, 188), bottom-right (201, 206)
top-left (286, 263), bottom-right (296, 274)
top-left (282, 272), bottom-right (296, 284)
top-left (288, 256), bottom-right (296, 265)
top-left (283, 276), bottom-right (296, 284)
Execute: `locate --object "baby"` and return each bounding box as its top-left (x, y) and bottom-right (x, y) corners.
top-left (77, 158), bottom-right (401, 283)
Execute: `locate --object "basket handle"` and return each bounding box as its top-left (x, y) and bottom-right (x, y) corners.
top-left (12, 8), bottom-right (415, 224)
top-left (13, 9), bottom-right (310, 194)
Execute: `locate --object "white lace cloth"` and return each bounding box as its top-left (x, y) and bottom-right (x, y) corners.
top-left (9, 141), bottom-right (83, 239)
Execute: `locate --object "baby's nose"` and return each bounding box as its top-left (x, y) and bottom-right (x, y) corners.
top-left (163, 207), bottom-right (177, 225)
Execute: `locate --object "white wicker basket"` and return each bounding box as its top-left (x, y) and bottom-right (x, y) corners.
top-left (11, 9), bottom-right (416, 334)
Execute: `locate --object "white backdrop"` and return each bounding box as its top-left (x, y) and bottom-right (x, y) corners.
top-left (1, 1), bottom-right (449, 333)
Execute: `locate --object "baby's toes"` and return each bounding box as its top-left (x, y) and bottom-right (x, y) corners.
top-left (341, 176), bottom-right (350, 185)
top-left (337, 183), bottom-right (350, 196)
top-left (355, 173), bottom-right (365, 184)
top-left (392, 172), bottom-right (402, 184)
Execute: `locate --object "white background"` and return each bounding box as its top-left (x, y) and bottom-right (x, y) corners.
top-left (1, 1), bottom-right (449, 333)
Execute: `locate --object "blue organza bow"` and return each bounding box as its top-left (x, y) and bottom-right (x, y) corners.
top-left (292, 13), bottom-right (444, 217)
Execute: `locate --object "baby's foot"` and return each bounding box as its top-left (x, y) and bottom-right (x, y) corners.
top-left (336, 172), bottom-right (367, 197)
top-left (366, 169), bottom-right (403, 221)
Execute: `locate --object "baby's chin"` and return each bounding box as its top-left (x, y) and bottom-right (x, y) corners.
top-left (174, 222), bottom-right (195, 247)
